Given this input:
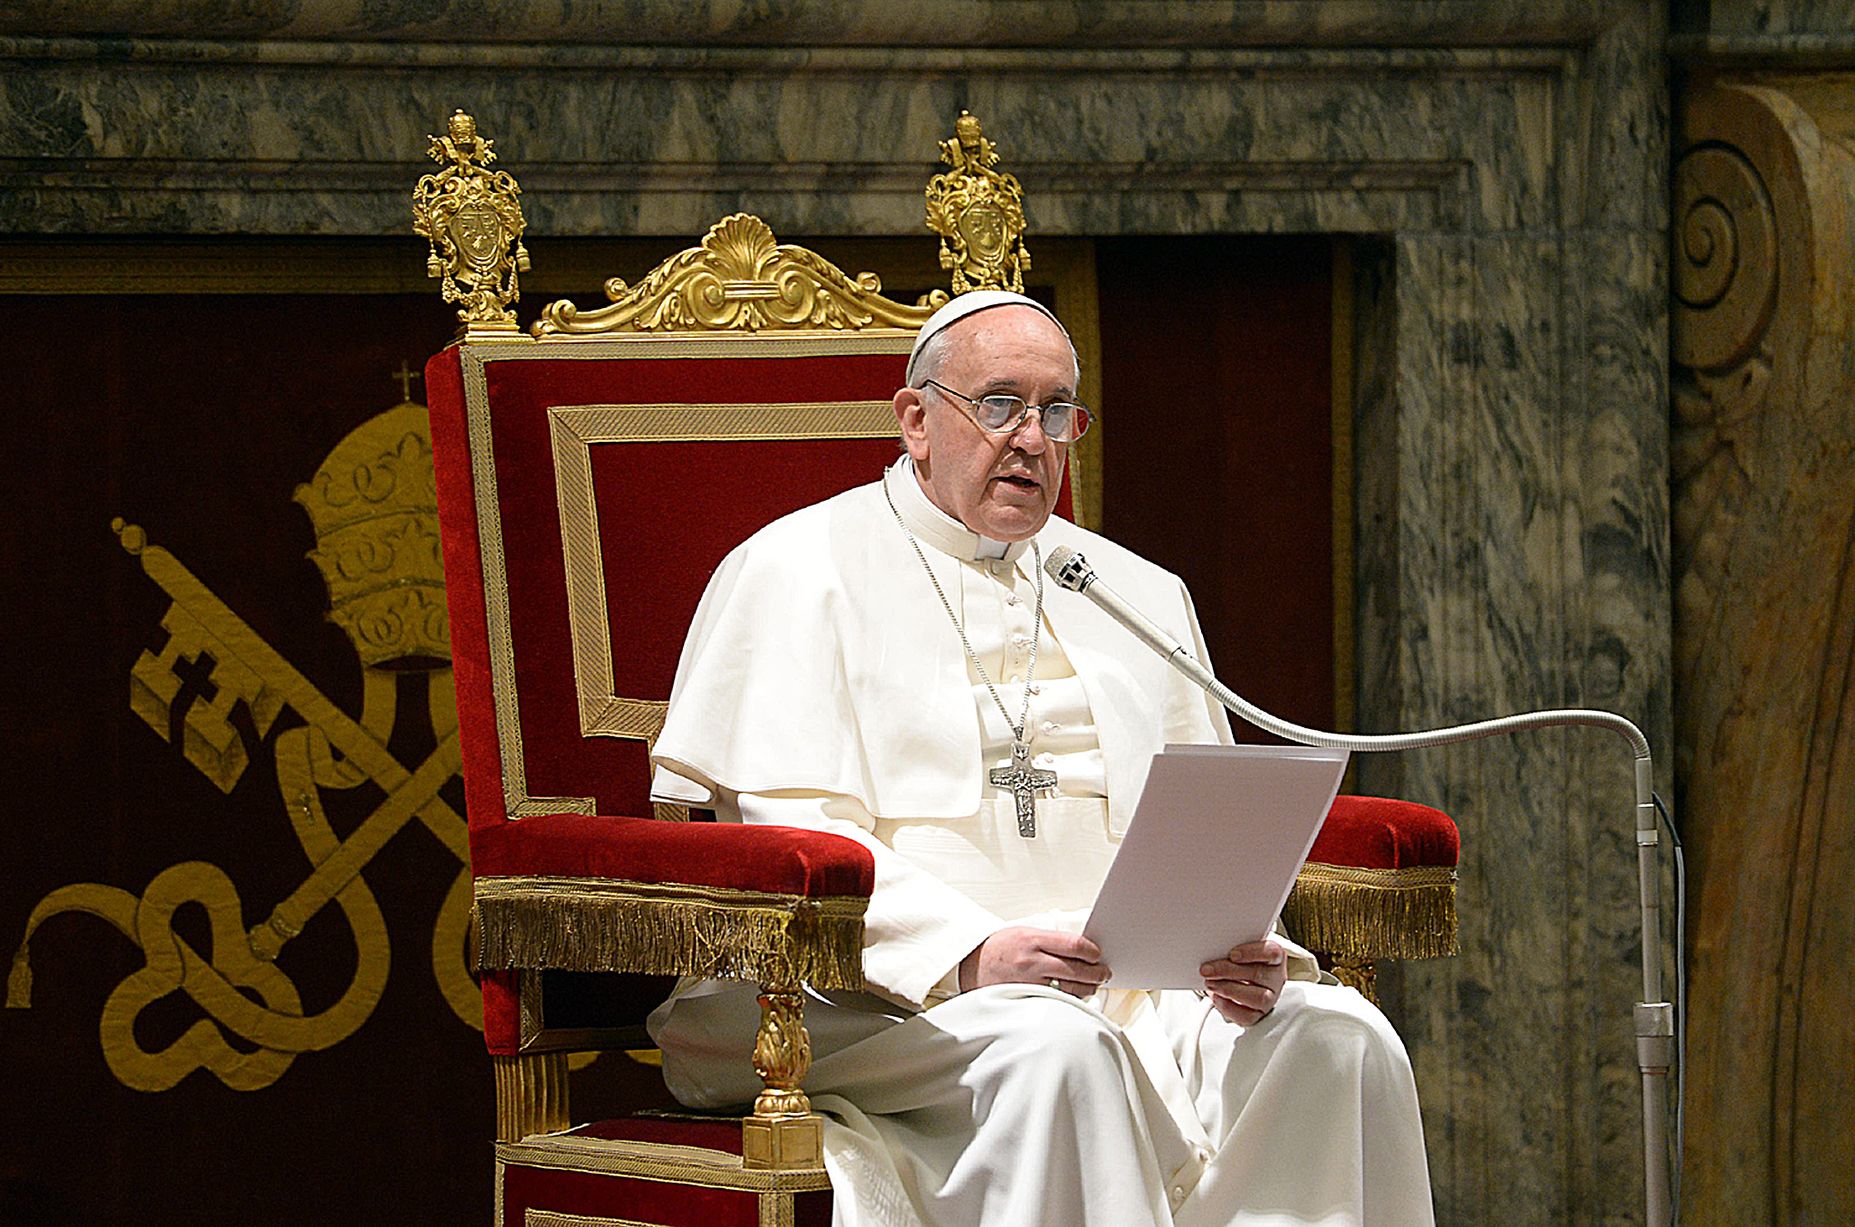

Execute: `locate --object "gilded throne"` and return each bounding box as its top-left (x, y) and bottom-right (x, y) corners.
top-left (415, 109), bottom-right (1460, 1225)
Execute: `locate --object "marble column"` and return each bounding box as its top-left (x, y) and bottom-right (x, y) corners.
top-left (1671, 78), bottom-right (1855, 1226)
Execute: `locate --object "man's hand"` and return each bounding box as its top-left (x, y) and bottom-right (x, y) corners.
top-left (959, 927), bottom-right (1110, 997)
top-left (1201, 940), bottom-right (1287, 1026)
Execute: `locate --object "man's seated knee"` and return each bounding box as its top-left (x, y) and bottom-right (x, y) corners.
top-left (939, 986), bottom-right (1130, 1082)
top-left (1262, 981), bottom-right (1414, 1071)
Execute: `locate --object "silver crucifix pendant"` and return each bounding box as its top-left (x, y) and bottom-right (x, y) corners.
top-left (990, 739), bottom-right (1058, 838)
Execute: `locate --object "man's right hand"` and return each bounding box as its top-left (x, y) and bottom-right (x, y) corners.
top-left (958, 927), bottom-right (1111, 997)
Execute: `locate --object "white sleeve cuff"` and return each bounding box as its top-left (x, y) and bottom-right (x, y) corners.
top-left (726, 789), bottom-right (1007, 1011)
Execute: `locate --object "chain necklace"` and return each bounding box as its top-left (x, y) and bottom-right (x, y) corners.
top-left (884, 471), bottom-right (1056, 837)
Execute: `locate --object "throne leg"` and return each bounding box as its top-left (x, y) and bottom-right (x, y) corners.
top-left (492, 1051), bottom-right (570, 1142)
top-left (741, 979), bottom-right (825, 1170)
top-left (1330, 956), bottom-right (1380, 1004)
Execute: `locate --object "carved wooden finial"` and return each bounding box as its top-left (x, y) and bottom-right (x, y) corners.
top-left (925, 110), bottom-right (1032, 294)
top-left (412, 109), bottom-right (532, 338)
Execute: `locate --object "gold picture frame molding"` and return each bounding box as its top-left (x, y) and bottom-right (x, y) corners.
top-left (546, 397), bottom-right (902, 742)
top-left (459, 332), bottom-right (917, 819)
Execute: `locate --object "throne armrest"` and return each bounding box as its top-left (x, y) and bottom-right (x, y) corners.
top-left (472, 812), bottom-right (875, 993)
top-left (473, 813), bottom-right (873, 1163)
top-left (1283, 795), bottom-right (1460, 971)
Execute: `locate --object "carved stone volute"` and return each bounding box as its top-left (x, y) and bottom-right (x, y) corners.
top-left (1672, 81), bottom-right (1855, 1226)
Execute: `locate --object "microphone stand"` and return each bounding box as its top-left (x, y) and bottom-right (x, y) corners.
top-left (1045, 547), bottom-right (1676, 1227)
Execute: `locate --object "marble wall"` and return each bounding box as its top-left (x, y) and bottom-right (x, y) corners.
top-left (0, 4), bottom-right (1673, 1222)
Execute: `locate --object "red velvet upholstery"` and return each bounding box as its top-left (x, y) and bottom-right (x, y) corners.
top-left (426, 335), bottom-right (947, 1067)
top-left (1311, 795), bottom-right (1460, 870)
top-left (427, 345), bottom-right (1073, 826)
top-left (480, 969), bottom-right (521, 1050)
top-left (470, 811), bottom-right (874, 895)
top-left (577, 1117), bottom-right (751, 1152)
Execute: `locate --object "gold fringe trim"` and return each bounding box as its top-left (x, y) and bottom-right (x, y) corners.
top-left (1282, 862), bottom-right (1459, 961)
top-left (494, 1051), bottom-right (571, 1142)
top-left (474, 877), bottom-right (866, 991)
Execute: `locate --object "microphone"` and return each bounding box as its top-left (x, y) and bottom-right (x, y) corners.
top-left (1045, 546), bottom-right (1651, 759)
top-left (1043, 544), bottom-right (1677, 1227)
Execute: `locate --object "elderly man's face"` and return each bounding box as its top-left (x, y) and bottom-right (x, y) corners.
top-left (894, 306), bottom-right (1074, 542)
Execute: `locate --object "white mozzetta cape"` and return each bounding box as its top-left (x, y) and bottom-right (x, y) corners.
top-left (649, 476), bottom-right (1234, 835)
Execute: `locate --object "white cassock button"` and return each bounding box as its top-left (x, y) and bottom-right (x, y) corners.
top-left (1006, 593), bottom-right (1022, 606)
top-left (1010, 633), bottom-right (1031, 648)
top-left (1034, 753), bottom-right (1055, 768)
top-left (1042, 721), bottom-right (1061, 734)
top-left (1170, 1185), bottom-right (1186, 1209)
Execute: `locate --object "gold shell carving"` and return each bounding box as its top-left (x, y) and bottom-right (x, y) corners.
top-left (533, 214), bottom-right (946, 336)
top-left (412, 109), bottom-right (532, 336)
top-left (924, 110), bottom-right (1032, 294)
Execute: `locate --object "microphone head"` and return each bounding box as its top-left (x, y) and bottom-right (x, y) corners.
top-left (1043, 545), bottom-right (1094, 592)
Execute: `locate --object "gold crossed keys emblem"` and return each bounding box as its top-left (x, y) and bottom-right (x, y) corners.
top-left (7, 378), bottom-right (483, 1092)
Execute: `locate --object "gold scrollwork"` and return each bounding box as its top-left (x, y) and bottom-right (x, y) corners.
top-left (925, 111), bottom-right (1032, 294)
top-left (533, 214), bottom-right (944, 337)
top-left (414, 109), bottom-right (532, 335)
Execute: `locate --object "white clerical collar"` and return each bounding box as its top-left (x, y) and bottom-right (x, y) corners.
top-left (888, 455), bottom-right (1030, 564)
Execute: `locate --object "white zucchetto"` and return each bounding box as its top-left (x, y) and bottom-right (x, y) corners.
top-left (904, 290), bottom-right (1072, 386)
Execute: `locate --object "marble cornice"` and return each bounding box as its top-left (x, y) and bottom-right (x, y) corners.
top-left (1668, 32), bottom-right (1855, 68)
top-left (0, 37), bottom-right (1581, 76)
top-left (0, 155), bottom-right (1475, 236)
top-left (0, 28), bottom-right (1583, 237)
top-left (0, 1), bottom-right (1609, 50)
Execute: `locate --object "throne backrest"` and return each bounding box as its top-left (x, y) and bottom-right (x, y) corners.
top-left (425, 214), bottom-right (1072, 838)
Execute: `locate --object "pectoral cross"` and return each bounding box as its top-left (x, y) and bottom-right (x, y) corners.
top-left (991, 739), bottom-right (1057, 838)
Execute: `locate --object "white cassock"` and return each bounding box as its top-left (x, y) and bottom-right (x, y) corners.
top-left (648, 457), bottom-right (1434, 1227)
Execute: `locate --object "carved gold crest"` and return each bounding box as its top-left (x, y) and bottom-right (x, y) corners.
top-left (534, 214), bottom-right (945, 336)
top-left (925, 111), bottom-right (1032, 294)
top-left (413, 110), bottom-right (531, 335)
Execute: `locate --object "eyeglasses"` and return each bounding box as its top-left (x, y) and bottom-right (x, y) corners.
top-left (921, 379), bottom-right (1094, 443)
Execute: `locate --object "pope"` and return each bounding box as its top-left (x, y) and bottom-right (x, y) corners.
top-left (648, 291), bottom-right (1435, 1227)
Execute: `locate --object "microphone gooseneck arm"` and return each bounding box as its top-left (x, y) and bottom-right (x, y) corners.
top-left (1043, 545), bottom-right (1676, 1227)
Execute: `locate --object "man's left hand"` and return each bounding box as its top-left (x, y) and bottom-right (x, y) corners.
top-left (1200, 940), bottom-right (1287, 1026)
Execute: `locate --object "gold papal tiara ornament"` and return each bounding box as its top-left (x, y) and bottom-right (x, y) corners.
top-left (925, 110), bottom-right (1031, 294)
top-left (413, 109), bottom-right (531, 338)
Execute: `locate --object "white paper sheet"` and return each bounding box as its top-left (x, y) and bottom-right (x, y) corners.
top-left (1082, 743), bottom-right (1350, 990)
